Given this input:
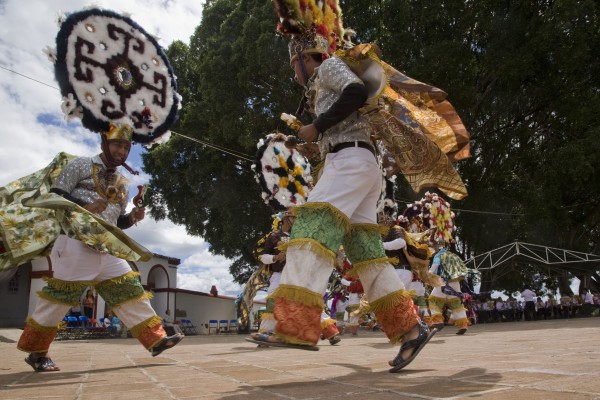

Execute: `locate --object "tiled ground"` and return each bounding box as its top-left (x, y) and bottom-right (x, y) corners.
top-left (1, 317), bottom-right (598, 399)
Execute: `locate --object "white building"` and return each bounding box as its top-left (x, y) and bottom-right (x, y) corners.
top-left (0, 253), bottom-right (264, 333)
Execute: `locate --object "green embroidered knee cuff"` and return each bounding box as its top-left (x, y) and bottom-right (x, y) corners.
top-left (39, 279), bottom-right (91, 306)
top-left (96, 272), bottom-right (147, 308)
top-left (344, 224), bottom-right (386, 264)
top-left (290, 202), bottom-right (349, 253)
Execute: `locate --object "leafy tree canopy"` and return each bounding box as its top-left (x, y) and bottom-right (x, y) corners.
top-left (144, 0), bottom-right (600, 293)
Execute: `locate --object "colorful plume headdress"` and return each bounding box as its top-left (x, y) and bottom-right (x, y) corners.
top-left (273, 0), bottom-right (345, 61)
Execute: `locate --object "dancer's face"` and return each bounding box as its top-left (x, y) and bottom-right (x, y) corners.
top-left (106, 140), bottom-right (131, 165)
top-left (291, 54), bottom-right (319, 87)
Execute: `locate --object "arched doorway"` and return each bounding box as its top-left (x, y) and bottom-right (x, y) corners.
top-left (147, 265), bottom-right (170, 317)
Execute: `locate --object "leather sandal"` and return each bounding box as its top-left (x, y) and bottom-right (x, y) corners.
top-left (388, 321), bottom-right (437, 373)
top-left (25, 354), bottom-right (60, 372)
top-left (150, 333), bottom-right (184, 357)
top-left (245, 333), bottom-right (319, 351)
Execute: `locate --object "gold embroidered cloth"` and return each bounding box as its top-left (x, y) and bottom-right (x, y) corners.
top-left (0, 152), bottom-right (152, 272)
top-left (337, 44), bottom-right (470, 200)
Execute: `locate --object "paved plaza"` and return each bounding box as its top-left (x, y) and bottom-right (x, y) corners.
top-left (0, 318), bottom-right (598, 400)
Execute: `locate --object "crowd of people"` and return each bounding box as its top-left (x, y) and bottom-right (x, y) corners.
top-left (464, 289), bottom-right (600, 324)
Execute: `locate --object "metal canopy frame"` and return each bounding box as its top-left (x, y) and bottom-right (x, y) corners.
top-left (465, 241), bottom-right (600, 273)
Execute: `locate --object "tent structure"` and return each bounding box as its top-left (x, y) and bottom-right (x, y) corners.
top-left (465, 241), bottom-right (600, 291)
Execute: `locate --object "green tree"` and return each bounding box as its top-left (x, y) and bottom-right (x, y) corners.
top-left (144, 0), bottom-right (600, 293)
top-left (143, 0), bottom-right (303, 284)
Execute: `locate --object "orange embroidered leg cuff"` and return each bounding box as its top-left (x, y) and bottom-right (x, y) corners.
top-left (371, 290), bottom-right (419, 344)
top-left (132, 317), bottom-right (167, 349)
top-left (274, 297), bottom-right (322, 345)
top-left (17, 318), bottom-right (58, 353)
top-left (320, 319), bottom-right (339, 340)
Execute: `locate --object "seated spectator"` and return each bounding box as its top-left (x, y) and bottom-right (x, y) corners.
top-left (535, 297), bottom-right (547, 320)
top-left (560, 294), bottom-right (572, 318)
top-left (104, 312), bottom-right (117, 337)
top-left (571, 295), bottom-right (582, 317)
top-left (111, 315), bottom-right (123, 337)
top-left (476, 299), bottom-right (491, 323)
top-left (515, 301), bottom-right (524, 321)
top-left (495, 299), bottom-right (507, 321)
top-left (546, 294), bottom-right (561, 319)
top-left (163, 309), bottom-right (183, 335)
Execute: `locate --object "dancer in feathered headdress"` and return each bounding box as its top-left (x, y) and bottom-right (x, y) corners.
top-left (250, 0), bottom-right (445, 372)
top-left (399, 193), bottom-right (474, 335)
top-left (7, 8), bottom-right (183, 372)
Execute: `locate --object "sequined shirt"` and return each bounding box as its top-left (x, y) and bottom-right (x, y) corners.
top-left (52, 155), bottom-right (129, 225)
top-left (305, 56), bottom-right (371, 158)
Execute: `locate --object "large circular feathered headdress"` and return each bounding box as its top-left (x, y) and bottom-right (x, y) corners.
top-left (252, 133), bottom-right (312, 211)
top-left (50, 8), bottom-right (180, 145)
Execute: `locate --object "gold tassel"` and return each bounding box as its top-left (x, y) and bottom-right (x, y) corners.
top-left (275, 332), bottom-right (316, 346)
top-left (44, 277), bottom-right (95, 292)
top-left (369, 289), bottom-right (412, 313)
top-left (37, 290), bottom-right (78, 306)
top-left (295, 202), bottom-right (351, 231)
top-left (452, 317), bottom-right (470, 328)
top-left (272, 284), bottom-right (324, 308)
top-left (129, 315), bottom-right (163, 337)
top-left (112, 291), bottom-right (154, 308)
top-left (346, 258), bottom-right (390, 277)
top-left (349, 223), bottom-right (387, 235)
top-left (96, 271), bottom-right (141, 290)
top-left (279, 238), bottom-right (337, 264)
top-left (320, 318), bottom-right (336, 329)
top-left (261, 312), bottom-right (275, 321)
top-left (26, 316), bottom-right (60, 332)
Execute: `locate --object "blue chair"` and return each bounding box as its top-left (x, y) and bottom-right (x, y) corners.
top-left (66, 316), bottom-right (82, 339)
top-left (228, 319), bottom-right (238, 334)
top-left (181, 319), bottom-right (198, 335)
top-left (208, 320), bottom-right (219, 334)
top-left (219, 319), bottom-right (229, 333)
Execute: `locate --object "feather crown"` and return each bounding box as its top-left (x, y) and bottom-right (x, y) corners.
top-left (273, 0), bottom-right (345, 61)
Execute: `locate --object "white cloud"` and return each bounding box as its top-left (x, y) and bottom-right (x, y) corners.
top-left (0, 0), bottom-right (245, 297)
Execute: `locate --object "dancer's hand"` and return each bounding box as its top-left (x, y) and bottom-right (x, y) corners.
top-left (129, 207), bottom-right (146, 224)
top-left (298, 124), bottom-right (319, 143)
top-left (297, 143), bottom-right (319, 159)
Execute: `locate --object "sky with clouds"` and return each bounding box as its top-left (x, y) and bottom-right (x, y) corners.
top-left (0, 0), bottom-right (247, 297)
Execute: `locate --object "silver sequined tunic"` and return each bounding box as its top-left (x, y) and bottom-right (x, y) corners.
top-left (306, 56), bottom-right (371, 158)
top-left (52, 155), bottom-right (129, 225)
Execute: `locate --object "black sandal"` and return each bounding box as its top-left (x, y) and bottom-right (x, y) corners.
top-left (25, 354), bottom-right (60, 372)
top-left (150, 333), bottom-right (184, 357)
top-left (388, 321), bottom-right (437, 373)
top-left (245, 333), bottom-right (319, 351)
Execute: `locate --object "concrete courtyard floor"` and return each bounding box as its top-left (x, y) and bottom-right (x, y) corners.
top-left (0, 317), bottom-right (599, 400)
